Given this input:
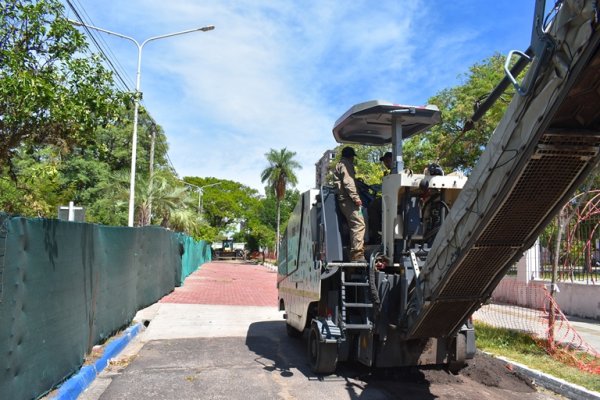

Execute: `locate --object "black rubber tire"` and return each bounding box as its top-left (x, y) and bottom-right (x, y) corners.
top-left (307, 324), bottom-right (338, 374)
top-left (286, 323), bottom-right (303, 338)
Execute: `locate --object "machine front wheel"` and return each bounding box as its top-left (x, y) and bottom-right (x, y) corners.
top-left (308, 324), bottom-right (338, 374)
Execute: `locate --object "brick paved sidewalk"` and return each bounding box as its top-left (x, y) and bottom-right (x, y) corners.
top-left (160, 261), bottom-right (278, 307)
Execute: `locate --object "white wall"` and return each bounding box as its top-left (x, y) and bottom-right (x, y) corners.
top-left (550, 281), bottom-right (600, 320)
top-left (492, 243), bottom-right (600, 320)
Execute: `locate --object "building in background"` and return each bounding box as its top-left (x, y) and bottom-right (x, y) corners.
top-left (315, 149), bottom-right (336, 188)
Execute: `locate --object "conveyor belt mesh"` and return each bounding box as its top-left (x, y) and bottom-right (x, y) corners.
top-left (410, 21), bottom-right (600, 338)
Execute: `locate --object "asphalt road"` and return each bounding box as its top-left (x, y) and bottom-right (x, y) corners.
top-left (78, 262), bottom-right (561, 400)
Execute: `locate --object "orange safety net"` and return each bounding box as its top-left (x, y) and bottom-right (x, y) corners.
top-left (473, 279), bottom-right (600, 375)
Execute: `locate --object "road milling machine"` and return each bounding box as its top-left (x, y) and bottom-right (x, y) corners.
top-left (277, 0), bottom-right (600, 374)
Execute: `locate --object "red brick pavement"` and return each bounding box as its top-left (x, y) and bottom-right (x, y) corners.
top-left (160, 261), bottom-right (278, 307)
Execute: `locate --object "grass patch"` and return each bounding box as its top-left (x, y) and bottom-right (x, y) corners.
top-left (474, 321), bottom-right (600, 392)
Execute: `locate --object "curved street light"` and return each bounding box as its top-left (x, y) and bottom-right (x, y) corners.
top-left (69, 19), bottom-right (215, 226)
top-left (181, 181), bottom-right (222, 217)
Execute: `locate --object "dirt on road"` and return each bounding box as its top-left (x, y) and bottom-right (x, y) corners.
top-left (324, 350), bottom-right (555, 400)
top-left (459, 352), bottom-right (535, 391)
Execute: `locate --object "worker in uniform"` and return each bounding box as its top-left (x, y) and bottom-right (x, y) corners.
top-left (333, 146), bottom-right (366, 262)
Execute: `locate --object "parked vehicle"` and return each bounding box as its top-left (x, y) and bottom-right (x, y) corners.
top-left (213, 239), bottom-right (246, 260)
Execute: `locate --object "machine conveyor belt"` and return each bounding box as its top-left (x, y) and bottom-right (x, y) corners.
top-left (409, 2), bottom-right (600, 339)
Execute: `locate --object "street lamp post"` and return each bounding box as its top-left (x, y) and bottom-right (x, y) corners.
top-left (181, 181), bottom-right (222, 217)
top-left (70, 20), bottom-right (214, 226)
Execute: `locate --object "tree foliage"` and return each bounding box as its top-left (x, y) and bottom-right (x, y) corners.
top-left (184, 178), bottom-right (257, 230)
top-left (259, 189), bottom-right (300, 233)
top-left (404, 54), bottom-right (513, 174)
top-left (260, 148), bottom-right (301, 255)
top-left (177, 176), bottom-right (301, 253)
top-left (0, 0), bottom-right (182, 227)
top-left (324, 54), bottom-right (515, 183)
top-left (136, 172), bottom-right (191, 227)
top-left (260, 148), bottom-right (301, 200)
top-left (0, 104), bottom-right (173, 224)
top-left (244, 218), bottom-right (275, 253)
top-left (180, 177), bottom-right (259, 241)
top-left (0, 0), bottom-right (123, 171)
top-left (0, 0), bottom-right (267, 242)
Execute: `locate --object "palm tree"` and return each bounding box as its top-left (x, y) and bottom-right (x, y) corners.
top-left (260, 148), bottom-right (301, 258)
top-left (130, 171), bottom-right (197, 232)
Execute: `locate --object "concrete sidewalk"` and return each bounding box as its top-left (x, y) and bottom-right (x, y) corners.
top-left (566, 315), bottom-right (600, 353)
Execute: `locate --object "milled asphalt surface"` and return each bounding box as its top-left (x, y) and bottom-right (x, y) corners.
top-left (76, 261), bottom-right (600, 400)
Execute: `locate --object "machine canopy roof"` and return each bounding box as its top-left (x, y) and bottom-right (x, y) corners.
top-left (332, 100), bottom-right (441, 145)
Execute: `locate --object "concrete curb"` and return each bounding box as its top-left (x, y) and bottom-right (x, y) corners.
top-left (52, 323), bottom-right (142, 400)
top-left (492, 354), bottom-right (600, 400)
top-left (261, 262), bottom-right (277, 272)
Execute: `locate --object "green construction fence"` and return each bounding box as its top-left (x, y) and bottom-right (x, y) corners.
top-left (0, 214), bottom-right (211, 400)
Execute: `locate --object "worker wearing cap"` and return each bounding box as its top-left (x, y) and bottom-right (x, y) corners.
top-left (333, 146), bottom-right (366, 262)
top-left (379, 151), bottom-right (393, 175)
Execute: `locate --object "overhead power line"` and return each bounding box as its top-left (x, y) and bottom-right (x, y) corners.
top-left (64, 0), bottom-right (134, 92)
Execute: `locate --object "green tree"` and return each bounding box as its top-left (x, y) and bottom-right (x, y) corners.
top-left (244, 218), bottom-right (275, 261)
top-left (135, 172), bottom-right (191, 227)
top-left (83, 107), bottom-right (172, 225)
top-left (259, 189), bottom-right (300, 233)
top-left (260, 148), bottom-right (301, 256)
top-left (323, 55), bottom-right (514, 186)
top-left (0, 114), bottom-right (173, 224)
top-left (0, 146), bottom-right (63, 215)
top-left (404, 54), bottom-right (512, 173)
top-left (183, 177), bottom-right (262, 240)
top-left (329, 144), bottom-right (390, 186)
top-left (85, 169), bottom-right (129, 225)
top-left (0, 0), bottom-right (123, 171)
top-left (195, 221), bottom-right (221, 243)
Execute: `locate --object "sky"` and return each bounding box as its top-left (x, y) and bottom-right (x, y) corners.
top-left (62, 0), bottom-right (542, 195)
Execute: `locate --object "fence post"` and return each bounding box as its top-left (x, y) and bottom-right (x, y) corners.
top-left (516, 239), bottom-right (540, 284)
top-left (527, 239), bottom-right (541, 282)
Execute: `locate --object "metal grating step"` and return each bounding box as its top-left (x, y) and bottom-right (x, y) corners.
top-left (342, 282), bottom-right (370, 287)
top-left (344, 323), bottom-right (373, 330)
top-left (327, 261), bottom-right (368, 268)
top-left (343, 302), bottom-right (373, 308)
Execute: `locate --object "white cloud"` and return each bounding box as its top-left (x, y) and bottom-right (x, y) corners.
top-left (138, 0), bottom-right (430, 192)
top-left (70, 0), bottom-right (535, 194)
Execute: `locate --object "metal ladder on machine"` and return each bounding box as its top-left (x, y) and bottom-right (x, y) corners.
top-left (340, 266), bottom-right (374, 331)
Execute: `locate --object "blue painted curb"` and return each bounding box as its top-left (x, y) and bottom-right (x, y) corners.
top-left (54, 323), bottom-right (142, 400)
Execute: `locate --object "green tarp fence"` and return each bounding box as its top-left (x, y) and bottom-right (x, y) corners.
top-left (179, 233), bottom-right (212, 284)
top-left (0, 215), bottom-right (211, 400)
